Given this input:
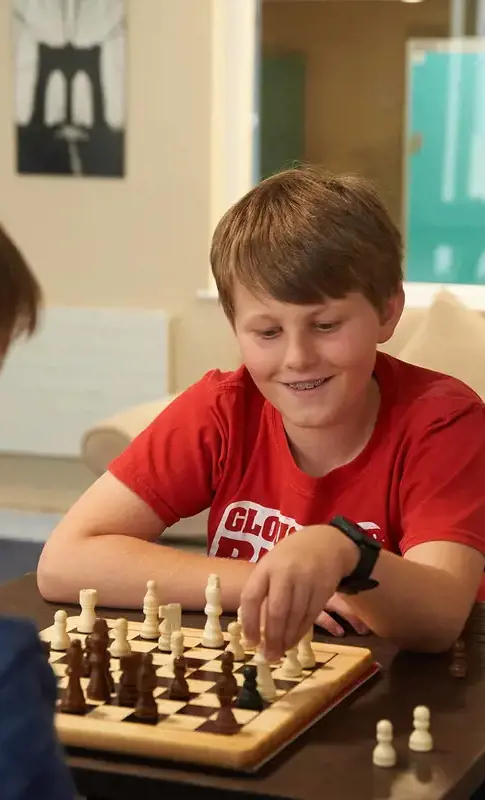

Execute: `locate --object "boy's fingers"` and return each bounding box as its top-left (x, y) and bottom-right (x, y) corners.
top-left (240, 571), bottom-right (269, 646)
top-left (282, 580), bottom-right (311, 655)
top-left (315, 610), bottom-right (345, 637)
top-left (263, 574), bottom-right (293, 661)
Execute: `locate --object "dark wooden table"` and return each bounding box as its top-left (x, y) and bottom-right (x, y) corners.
top-left (2, 573), bottom-right (485, 800)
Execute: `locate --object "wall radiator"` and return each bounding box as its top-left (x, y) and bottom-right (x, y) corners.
top-left (0, 306), bottom-right (171, 457)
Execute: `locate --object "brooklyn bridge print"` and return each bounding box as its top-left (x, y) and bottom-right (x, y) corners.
top-left (12, 0), bottom-right (126, 177)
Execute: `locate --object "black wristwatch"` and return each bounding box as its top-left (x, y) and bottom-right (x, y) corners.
top-left (329, 516), bottom-right (382, 595)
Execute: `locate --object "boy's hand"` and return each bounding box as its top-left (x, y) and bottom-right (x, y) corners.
top-left (316, 594), bottom-right (369, 637)
top-left (239, 524), bottom-right (359, 661)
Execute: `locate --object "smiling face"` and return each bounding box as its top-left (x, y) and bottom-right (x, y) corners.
top-left (233, 282), bottom-right (403, 432)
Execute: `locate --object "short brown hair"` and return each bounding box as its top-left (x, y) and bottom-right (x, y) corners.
top-left (0, 224), bottom-right (42, 351)
top-left (210, 165), bottom-right (402, 323)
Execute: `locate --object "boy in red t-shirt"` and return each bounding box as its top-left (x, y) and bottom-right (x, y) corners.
top-left (39, 167), bottom-right (485, 661)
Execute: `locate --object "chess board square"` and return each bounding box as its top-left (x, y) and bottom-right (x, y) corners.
top-left (156, 714), bottom-right (205, 732)
top-left (85, 704), bottom-right (134, 723)
top-left (184, 636), bottom-right (203, 649)
top-left (273, 678), bottom-right (300, 692)
top-left (155, 675), bottom-right (173, 689)
top-left (187, 677), bottom-right (219, 694)
top-left (123, 711), bottom-right (166, 726)
top-left (189, 669), bottom-right (221, 682)
top-left (156, 698), bottom-right (187, 714)
top-left (214, 651), bottom-right (253, 664)
top-left (53, 662), bottom-right (67, 678)
top-left (125, 638), bottom-right (159, 653)
top-left (156, 688), bottom-right (200, 703)
top-left (150, 652), bottom-right (171, 667)
top-left (184, 656), bottom-right (209, 669)
top-left (197, 718), bottom-right (243, 735)
top-left (231, 707), bottom-right (260, 725)
top-left (48, 651), bottom-right (67, 664)
top-left (175, 704), bottom-right (215, 718)
top-left (187, 692), bottom-right (219, 709)
top-left (185, 647), bottom-right (224, 661)
top-left (198, 659), bottom-right (223, 673)
top-left (155, 663), bottom-right (197, 680)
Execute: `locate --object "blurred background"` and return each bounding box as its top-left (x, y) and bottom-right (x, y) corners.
top-left (0, 0), bottom-right (483, 581)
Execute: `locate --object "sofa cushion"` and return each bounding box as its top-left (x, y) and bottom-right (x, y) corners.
top-left (81, 397), bottom-right (177, 475)
top-left (398, 289), bottom-right (485, 400)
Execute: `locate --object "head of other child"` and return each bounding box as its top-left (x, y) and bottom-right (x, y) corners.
top-left (0, 224), bottom-right (42, 359)
top-left (210, 166), bottom-right (405, 473)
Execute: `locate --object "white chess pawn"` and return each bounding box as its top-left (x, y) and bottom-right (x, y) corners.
top-left (297, 627), bottom-right (316, 669)
top-left (170, 630), bottom-right (185, 670)
top-left (254, 648), bottom-right (277, 702)
top-left (373, 719), bottom-right (396, 767)
top-left (110, 618), bottom-right (131, 658)
top-left (51, 610), bottom-right (71, 651)
top-left (77, 588), bottom-right (97, 633)
top-left (140, 580), bottom-right (159, 640)
top-left (226, 621), bottom-right (245, 661)
top-left (202, 574), bottom-right (224, 647)
top-left (409, 706), bottom-right (433, 752)
top-left (281, 646), bottom-right (303, 678)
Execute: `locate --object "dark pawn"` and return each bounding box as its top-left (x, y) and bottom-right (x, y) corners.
top-left (134, 653), bottom-right (159, 723)
top-left (92, 618), bottom-right (110, 648)
top-left (169, 655), bottom-right (190, 701)
top-left (236, 665), bottom-right (263, 711)
top-left (214, 673), bottom-right (239, 734)
top-left (86, 633), bottom-right (112, 703)
top-left (220, 650), bottom-right (238, 698)
top-left (449, 638), bottom-right (468, 678)
top-left (93, 618), bottom-right (114, 692)
top-left (117, 652), bottom-right (141, 707)
top-left (60, 639), bottom-right (87, 715)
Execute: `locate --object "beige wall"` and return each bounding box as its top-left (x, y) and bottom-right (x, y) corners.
top-left (262, 0), bottom-right (449, 225)
top-left (0, 0), bottom-right (238, 395)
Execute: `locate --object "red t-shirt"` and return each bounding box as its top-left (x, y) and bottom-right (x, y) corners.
top-left (109, 352), bottom-right (485, 596)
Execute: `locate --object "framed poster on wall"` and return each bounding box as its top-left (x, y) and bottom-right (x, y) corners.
top-left (403, 38), bottom-right (485, 308)
top-left (12, 0), bottom-right (126, 177)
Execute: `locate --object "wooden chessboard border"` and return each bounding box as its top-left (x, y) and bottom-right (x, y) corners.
top-left (41, 615), bottom-right (380, 772)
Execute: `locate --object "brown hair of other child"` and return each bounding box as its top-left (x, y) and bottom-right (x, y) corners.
top-left (0, 223), bottom-right (42, 354)
top-left (210, 164), bottom-right (403, 325)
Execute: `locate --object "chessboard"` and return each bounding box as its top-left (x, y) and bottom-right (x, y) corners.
top-left (40, 614), bottom-right (380, 772)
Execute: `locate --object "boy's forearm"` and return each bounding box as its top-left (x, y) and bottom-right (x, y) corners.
top-left (37, 536), bottom-right (254, 611)
top-left (342, 548), bottom-right (475, 652)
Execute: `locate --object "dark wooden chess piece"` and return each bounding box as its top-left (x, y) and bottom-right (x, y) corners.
top-left (93, 617), bottom-right (110, 648)
top-left (449, 638), bottom-right (468, 678)
top-left (214, 672), bottom-right (239, 734)
top-left (236, 664), bottom-right (263, 711)
top-left (82, 634), bottom-right (93, 678)
top-left (220, 650), bottom-right (238, 698)
top-left (134, 653), bottom-right (159, 723)
top-left (93, 618), bottom-right (115, 692)
top-left (86, 632), bottom-right (112, 703)
top-left (117, 652), bottom-right (142, 707)
top-left (169, 655), bottom-right (190, 701)
top-left (60, 639), bottom-right (87, 715)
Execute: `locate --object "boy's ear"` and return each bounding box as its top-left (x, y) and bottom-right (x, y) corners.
top-left (377, 285), bottom-right (405, 344)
